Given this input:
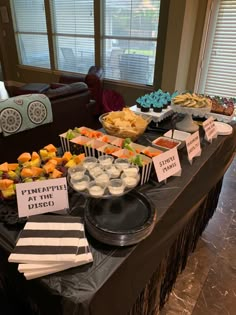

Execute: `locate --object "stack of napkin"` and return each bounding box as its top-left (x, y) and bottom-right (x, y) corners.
top-left (8, 214), bottom-right (93, 280)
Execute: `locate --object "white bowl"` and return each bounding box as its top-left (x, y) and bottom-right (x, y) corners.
top-left (164, 129), bottom-right (191, 142)
top-left (152, 136), bottom-right (181, 151)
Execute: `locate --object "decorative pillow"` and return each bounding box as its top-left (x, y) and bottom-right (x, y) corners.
top-left (0, 81), bottom-right (9, 100)
top-left (0, 94), bottom-right (53, 137)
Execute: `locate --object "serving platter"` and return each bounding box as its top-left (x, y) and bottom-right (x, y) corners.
top-left (205, 111), bottom-right (235, 123)
top-left (130, 105), bottom-right (173, 123)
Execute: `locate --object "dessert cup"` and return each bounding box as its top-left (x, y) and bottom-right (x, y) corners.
top-left (121, 173), bottom-right (139, 188)
top-left (72, 175), bottom-right (90, 191)
top-left (123, 165), bottom-right (139, 177)
top-left (105, 165), bottom-right (121, 178)
top-left (114, 158), bottom-right (130, 170)
top-left (88, 181), bottom-right (105, 197)
top-left (83, 157), bottom-right (98, 170)
top-left (68, 165), bottom-right (86, 180)
top-left (108, 179), bottom-right (125, 196)
top-left (89, 166), bottom-right (104, 179)
top-left (95, 173), bottom-right (110, 187)
top-left (98, 155), bottom-right (114, 169)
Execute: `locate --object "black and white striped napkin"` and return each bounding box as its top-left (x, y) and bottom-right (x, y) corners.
top-left (8, 215), bottom-right (93, 279)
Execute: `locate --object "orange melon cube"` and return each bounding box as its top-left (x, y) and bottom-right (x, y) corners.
top-left (50, 157), bottom-right (63, 165)
top-left (44, 144), bottom-right (57, 153)
top-left (50, 168), bottom-right (63, 179)
top-left (21, 168), bottom-right (33, 178)
top-left (31, 151), bottom-right (40, 161)
top-left (0, 162), bottom-right (9, 172)
top-left (73, 153), bottom-right (85, 164)
top-left (8, 163), bottom-right (19, 171)
top-left (62, 151), bottom-right (73, 162)
top-left (31, 167), bottom-right (44, 177)
top-left (0, 179), bottom-right (14, 190)
top-left (18, 152), bottom-right (31, 163)
top-left (43, 162), bottom-right (56, 174)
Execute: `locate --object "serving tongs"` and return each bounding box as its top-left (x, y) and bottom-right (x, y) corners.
top-left (170, 113), bottom-right (179, 139)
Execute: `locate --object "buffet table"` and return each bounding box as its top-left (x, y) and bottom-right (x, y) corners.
top-left (0, 123), bottom-right (235, 315)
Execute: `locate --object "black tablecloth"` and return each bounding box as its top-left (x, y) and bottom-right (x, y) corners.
top-left (0, 123), bottom-right (236, 315)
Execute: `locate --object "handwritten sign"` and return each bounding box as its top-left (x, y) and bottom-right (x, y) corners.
top-left (16, 178), bottom-right (69, 218)
top-left (203, 116), bottom-right (217, 142)
top-left (153, 147), bottom-right (181, 182)
top-left (186, 131), bottom-right (201, 163)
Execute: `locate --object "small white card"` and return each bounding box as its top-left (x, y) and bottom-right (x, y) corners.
top-left (16, 178), bottom-right (69, 218)
top-left (203, 117), bottom-right (217, 142)
top-left (153, 147), bottom-right (181, 182)
top-left (185, 131), bottom-right (201, 164)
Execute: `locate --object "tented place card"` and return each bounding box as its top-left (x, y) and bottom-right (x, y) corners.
top-left (153, 147), bottom-right (181, 182)
top-left (185, 131), bottom-right (201, 164)
top-left (16, 178), bottom-right (69, 218)
top-left (203, 117), bottom-right (217, 142)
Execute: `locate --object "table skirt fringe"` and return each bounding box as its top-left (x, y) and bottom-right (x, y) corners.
top-left (128, 178), bottom-right (223, 315)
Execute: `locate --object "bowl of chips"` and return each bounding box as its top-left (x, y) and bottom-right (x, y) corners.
top-left (99, 108), bottom-right (151, 141)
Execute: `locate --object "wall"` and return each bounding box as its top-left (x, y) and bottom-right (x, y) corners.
top-left (0, 0), bottom-right (208, 104)
top-left (161, 0), bottom-right (208, 93)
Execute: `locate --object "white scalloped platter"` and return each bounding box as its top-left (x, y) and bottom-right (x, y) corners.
top-left (205, 112), bottom-right (234, 123)
top-left (171, 104), bottom-right (211, 117)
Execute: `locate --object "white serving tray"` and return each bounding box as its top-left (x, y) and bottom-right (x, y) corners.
top-left (130, 105), bottom-right (173, 123)
top-left (205, 111), bottom-right (235, 123)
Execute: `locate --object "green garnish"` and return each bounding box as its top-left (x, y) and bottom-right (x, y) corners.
top-left (123, 138), bottom-right (135, 152)
top-left (66, 129), bottom-right (76, 140)
top-left (131, 154), bottom-right (143, 166)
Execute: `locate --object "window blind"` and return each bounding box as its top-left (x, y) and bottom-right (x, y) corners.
top-left (51, 0), bottom-right (95, 74)
top-left (204, 0), bottom-right (236, 97)
top-left (102, 0), bottom-right (161, 85)
top-left (11, 0), bottom-right (50, 68)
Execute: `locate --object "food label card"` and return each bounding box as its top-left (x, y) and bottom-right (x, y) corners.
top-left (203, 117), bottom-right (217, 142)
top-left (16, 178), bottom-right (69, 218)
top-left (186, 131), bottom-right (201, 164)
top-left (153, 147), bottom-right (181, 182)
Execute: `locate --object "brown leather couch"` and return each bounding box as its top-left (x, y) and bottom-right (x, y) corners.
top-left (58, 66), bottom-right (104, 115)
top-left (0, 81), bottom-right (101, 163)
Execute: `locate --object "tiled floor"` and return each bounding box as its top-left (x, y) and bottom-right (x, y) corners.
top-left (160, 156), bottom-right (236, 315)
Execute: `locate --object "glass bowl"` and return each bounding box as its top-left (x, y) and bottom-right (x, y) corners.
top-left (99, 112), bottom-right (151, 141)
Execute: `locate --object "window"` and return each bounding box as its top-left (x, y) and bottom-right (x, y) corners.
top-left (11, 0), bottom-right (50, 69)
top-left (51, 0), bottom-right (95, 73)
top-left (102, 0), bottom-right (161, 85)
top-left (10, 0), bottom-right (161, 85)
top-left (196, 0), bottom-right (236, 97)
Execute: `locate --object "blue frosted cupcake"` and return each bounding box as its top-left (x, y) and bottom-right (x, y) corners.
top-left (153, 103), bottom-right (163, 113)
top-left (140, 102), bottom-right (150, 112)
